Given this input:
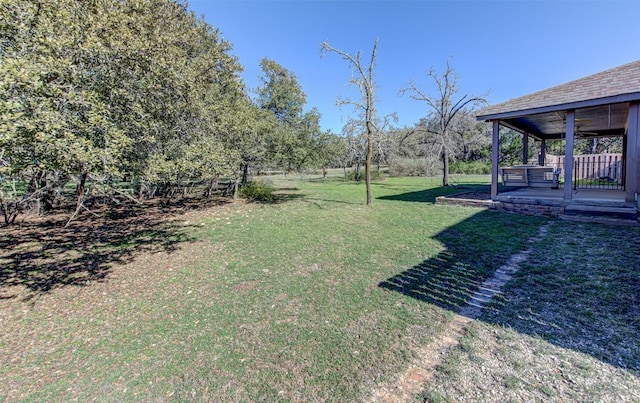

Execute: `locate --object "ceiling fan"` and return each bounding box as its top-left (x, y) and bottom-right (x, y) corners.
top-left (575, 126), bottom-right (599, 137)
top-left (550, 112), bottom-right (592, 125)
top-left (551, 112), bottom-right (596, 137)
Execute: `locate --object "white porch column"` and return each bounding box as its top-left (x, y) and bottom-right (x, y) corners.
top-left (522, 133), bottom-right (529, 164)
top-left (491, 120), bottom-right (500, 198)
top-left (563, 110), bottom-right (575, 200)
top-left (625, 102), bottom-right (639, 202)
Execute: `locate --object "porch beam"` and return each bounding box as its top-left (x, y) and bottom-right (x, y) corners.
top-left (622, 134), bottom-right (628, 188)
top-left (563, 110), bottom-right (575, 200)
top-left (625, 102), bottom-right (639, 202)
top-left (491, 120), bottom-right (500, 198)
top-left (522, 133), bottom-right (528, 164)
top-left (538, 140), bottom-right (546, 166)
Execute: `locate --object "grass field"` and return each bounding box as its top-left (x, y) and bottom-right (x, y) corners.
top-left (1, 174), bottom-right (639, 401)
top-left (421, 219), bottom-right (640, 401)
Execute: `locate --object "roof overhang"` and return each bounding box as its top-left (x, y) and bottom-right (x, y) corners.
top-left (476, 92), bottom-right (640, 121)
top-left (475, 60), bottom-right (640, 141)
top-left (477, 96), bottom-right (640, 141)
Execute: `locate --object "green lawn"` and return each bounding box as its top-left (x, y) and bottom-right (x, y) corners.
top-left (421, 219), bottom-right (640, 401)
top-left (2, 174), bottom-right (638, 401)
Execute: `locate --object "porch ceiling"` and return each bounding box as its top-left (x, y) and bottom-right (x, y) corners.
top-left (500, 102), bottom-right (630, 141)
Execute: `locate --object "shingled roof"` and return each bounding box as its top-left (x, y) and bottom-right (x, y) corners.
top-left (477, 60), bottom-right (640, 120)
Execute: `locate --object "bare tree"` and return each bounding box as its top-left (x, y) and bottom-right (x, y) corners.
top-left (341, 119), bottom-right (367, 180)
top-left (321, 39), bottom-right (378, 204)
top-left (451, 110), bottom-right (490, 161)
top-left (400, 60), bottom-right (486, 186)
top-left (372, 113), bottom-right (398, 170)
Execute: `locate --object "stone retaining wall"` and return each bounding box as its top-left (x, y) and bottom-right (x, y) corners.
top-left (494, 201), bottom-right (565, 216)
top-left (434, 196), bottom-right (498, 209)
top-left (436, 192), bottom-right (565, 217)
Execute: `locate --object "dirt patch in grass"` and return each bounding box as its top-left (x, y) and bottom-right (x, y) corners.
top-left (0, 196), bottom-right (232, 300)
top-left (232, 280), bottom-right (259, 294)
top-left (0, 197), bottom-right (246, 400)
top-left (422, 320), bottom-right (640, 402)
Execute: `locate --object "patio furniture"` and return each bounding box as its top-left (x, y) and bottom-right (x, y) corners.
top-left (501, 165), bottom-right (556, 188)
top-left (552, 168), bottom-right (562, 188)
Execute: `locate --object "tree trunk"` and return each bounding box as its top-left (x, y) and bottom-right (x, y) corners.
top-left (442, 150), bottom-right (450, 187)
top-left (66, 170), bottom-right (88, 227)
top-left (205, 176), bottom-right (219, 198)
top-left (233, 177), bottom-right (239, 200)
top-left (24, 171), bottom-right (43, 214)
top-left (365, 132), bottom-right (373, 204)
top-left (41, 171), bottom-right (63, 212)
top-left (149, 184), bottom-right (158, 199)
top-left (77, 170), bottom-right (88, 207)
top-left (0, 194), bottom-right (11, 225)
top-left (241, 163), bottom-right (250, 186)
top-left (2, 179), bottom-right (23, 225)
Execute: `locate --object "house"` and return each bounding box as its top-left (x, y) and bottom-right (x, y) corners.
top-left (476, 60), bottom-right (640, 211)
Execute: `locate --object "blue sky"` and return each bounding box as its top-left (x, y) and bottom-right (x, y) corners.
top-left (187, 0), bottom-right (640, 134)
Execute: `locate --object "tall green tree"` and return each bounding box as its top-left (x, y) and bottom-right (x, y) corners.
top-left (256, 58), bottom-right (306, 125)
top-left (310, 131), bottom-right (346, 178)
top-left (1, 0), bottom-right (247, 223)
top-left (255, 58), bottom-right (321, 175)
top-left (222, 98), bottom-right (275, 186)
top-left (1, 0), bottom-right (130, 215)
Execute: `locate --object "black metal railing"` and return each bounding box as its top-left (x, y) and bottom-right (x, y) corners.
top-left (573, 155), bottom-right (624, 190)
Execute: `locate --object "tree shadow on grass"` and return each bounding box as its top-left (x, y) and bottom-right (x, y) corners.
top-left (379, 209), bottom-right (538, 311)
top-left (377, 184), bottom-right (488, 204)
top-left (0, 197), bottom-right (229, 299)
top-left (250, 193), bottom-right (306, 205)
top-left (379, 210), bottom-right (640, 374)
top-left (481, 223), bottom-right (640, 374)
top-left (302, 197), bottom-right (363, 207)
top-left (304, 177), bottom-right (346, 183)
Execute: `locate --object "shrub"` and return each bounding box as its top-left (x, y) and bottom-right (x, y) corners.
top-left (449, 160), bottom-right (491, 175)
top-left (344, 169), bottom-right (383, 182)
top-left (239, 180), bottom-right (276, 202)
top-left (388, 157), bottom-right (438, 177)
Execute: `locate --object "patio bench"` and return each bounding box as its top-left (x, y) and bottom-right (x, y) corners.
top-left (501, 165), bottom-right (557, 188)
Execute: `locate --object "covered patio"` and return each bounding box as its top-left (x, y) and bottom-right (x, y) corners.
top-left (476, 60), bottom-right (640, 214)
top-left (495, 187), bottom-right (626, 204)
